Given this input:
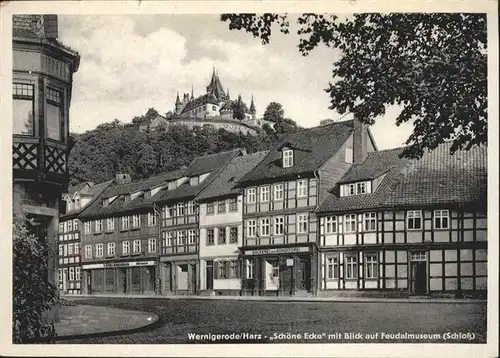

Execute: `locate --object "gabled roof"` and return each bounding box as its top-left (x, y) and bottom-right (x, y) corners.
top-left (80, 169), bottom-right (185, 218)
top-left (206, 69), bottom-right (227, 100)
top-left (60, 179), bottom-right (114, 220)
top-left (68, 181), bottom-right (93, 195)
top-left (316, 142), bottom-right (487, 213)
top-left (197, 151), bottom-right (269, 201)
top-left (238, 120), bottom-right (354, 183)
top-left (181, 93), bottom-right (219, 114)
top-left (155, 149), bottom-right (244, 203)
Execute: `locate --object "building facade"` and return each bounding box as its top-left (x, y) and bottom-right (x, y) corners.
top-left (156, 149), bottom-right (244, 295)
top-left (236, 120), bottom-right (377, 296)
top-left (316, 143), bottom-right (487, 298)
top-left (12, 15), bottom-right (79, 320)
top-left (197, 151), bottom-right (268, 295)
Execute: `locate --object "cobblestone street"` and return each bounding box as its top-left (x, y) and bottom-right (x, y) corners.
top-left (57, 298), bottom-right (487, 344)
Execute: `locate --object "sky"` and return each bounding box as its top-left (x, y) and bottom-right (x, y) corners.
top-left (58, 14), bottom-right (414, 150)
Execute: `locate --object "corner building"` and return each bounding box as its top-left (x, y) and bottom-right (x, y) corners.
top-left (237, 120), bottom-right (377, 296)
top-left (316, 143), bottom-right (487, 297)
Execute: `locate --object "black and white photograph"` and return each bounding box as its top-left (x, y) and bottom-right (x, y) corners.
top-left (1, 1), bottom-right (498, 357)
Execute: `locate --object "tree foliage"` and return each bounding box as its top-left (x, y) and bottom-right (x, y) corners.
top-left (13, 216), bottom-right (57, 343)
top-left (231, 95), bottom-right (248, 120)
top-left (68, 109), bottom-right (300, 186)
top-left (221, 13), bottom-right (487, 158)
top-left (263, 101), bottom-right (285, 122)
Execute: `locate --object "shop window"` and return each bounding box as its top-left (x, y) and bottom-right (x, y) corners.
top-left (215, 261), bottom-right (228, 279)
top-left (229, 198), bottom-right (238, 212)
top-left (344, 214), bottom-right (356, 233)
top-left (218, 228), bottom-right (227, 244)
top-left (207, 228), bottom-right (215, 245)
top-left (207, 202), bottom-right (215, 215)
top-left (46, 87), bottom-right (64, 141)
top-left (273, 183), bottom-right (284, 201)
top-left (229, 227), bottom-right (238, 243)
top-left (434, 210), bottom-right (449, 229)
top-left (364, 212), bottom-right (377, 232)
top-left (327, 255), bottom-right (339, 279)
top-left (365, 253), bottom-right (378, 279)
top-left (13, 83), bottom-right (35, 136)
top-left (230, 261), bottom-right (239, 278)
top-left (345, 255), bottom-right (358, 279)
top-left (324, 216), bottom-right (337, 234)
top-left (407, 211), bottom-right (422, 230)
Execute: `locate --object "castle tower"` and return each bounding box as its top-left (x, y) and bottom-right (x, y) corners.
top-left (191, 85), bottom-right (194, 100)
top-left (206, 66), bottom-right (226, 101)
top-left (175, 92), bottom-right (183, 114)
top-left (250, 95), bottom-right (256, 120)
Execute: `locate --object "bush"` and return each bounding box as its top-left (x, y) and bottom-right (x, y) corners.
top-left (12, 217), bottom-right (57, 343)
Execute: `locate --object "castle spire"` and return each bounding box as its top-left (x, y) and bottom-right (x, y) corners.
top-left (175, 92), bottom-right (181, 105)
top-left (250, 94), bottom-right (256, 114)
top-left (191, 85), bottom-right (194, 100)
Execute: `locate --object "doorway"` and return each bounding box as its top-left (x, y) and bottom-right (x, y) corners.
top-left (410, 252), bottom-right (427, 295)
top-left (206, 261), bottom-right (213, 291)
top-left (297, 259), bottom-right (310, 291)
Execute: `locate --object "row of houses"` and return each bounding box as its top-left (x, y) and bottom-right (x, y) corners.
top-left (58, 118), bottom-right (487, 298)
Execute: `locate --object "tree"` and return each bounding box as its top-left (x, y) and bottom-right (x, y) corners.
top-left (263, 101), bottom-right (285, 122)
top-left (232, 95), bottom-right (248, 120)
top-left (274, 117), bottom-right (299, 134)
top-left (221, 13), bottom-right (487, 158)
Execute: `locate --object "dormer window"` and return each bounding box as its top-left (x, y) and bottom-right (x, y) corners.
top-left (144, 190), bottom-right (151, 199)
top-left (341, 181), bottom-right (371, 197)
top-left (189, 176), bottom-right (199, 186)
top-left (102, 198), bottom-right (109, 207)
top-left (283, 150), bottom-right (293, 168)
top-left (124, 195), bottom-right (131, 203)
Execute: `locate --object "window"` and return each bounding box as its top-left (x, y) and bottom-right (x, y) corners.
top-left (327, 255), bottom-right (339, 279)
top-left (107, 243), bottom-right (115, 256)
top-left (283, 149), bottom-right (293, 167)
top-left (297, 180), bottom-right (308, 197)
top-left (122, 241), bottom-right (130, 255)
top-left (188, 229), bottom-right (196, 245)
top-left (46, 87), bottom-right (64, 141)
top-left (68, 220), bottom-right (73, 232)
top-left (345, 255), bottom-right (358, 279)
top-left (434, 210), bottom-right (449, 229)
top-left (13, 83), bottom-right (35, 136)
top-left (230, 261), bottom-right (239, 278)
top-left (218, 228), bottom-right (227, 244)
top-left (132, 214), bottom-right (141, 228)
top-left (273, 184), bottom-right (284, 201)
top-left (218, 200), bottom-right (226, 213)
top-left (177, 231), bottom-right (185, 245)
top-left (121, 216), bottom-right (129, 230)
top-left (58, 269), bottom-right (63, 284)
top-left (365, 253), bottom-right (378, 279)
top-left (344, 214), bottom-right (357, 233)
top-left (342, 181), bottom-right (371, 197)
top-left (229, 227), bottom-right (238, 243)
top-left (59, 222), bottom-right (64, 234)
top-left (297, 214), bottom-right (308, 234)
top-left (271, 261), bottom-right (279, 279)
top-left (345, 147), bottom-right (353, 163)
top-left (69, 267), bottom-right (75, 281)
top-left (187, 201), bottom-right (196, 215)
top-left (346, 184), bottom-right (356, 196)
top-left (229, 198), bottom-right (238, 211)
top-left (94, 220), bottom-right (103, 233)
top-left (169, 206), bottom-right (177, 218)
top-left (148, 238), bottom-right (157, 253)
top-left (207, 229), bottom-right (215, 246)
top-left (260, 218), bottom-right (270, 236)
top-left (177, 202), bottom-right (185, 216)
top-left (96, 244), bottom-right (104, 258)
top-left (85, 245), bottom-right (92, 258)
top-left (189, 177), bottom-right (199, 186)
top-left (74, 232), bottom-right (79, 240)
top-left (364, 212), bottom-right (377, 232)
top-left (67, 243), bottom-right (74, 255)
top-left (260, 186), bottom-right (270, 202)
top-left (73, 219), bottom-right (79, 231)
top-left (246, 259), bottom-right (254, 279)
top-left (106, 218), bottom-right (114, 231)
top-left (163, 232), bottom-right (173, 247)
top-left (148, 212), bottom-right (156, 227)
top-left (74, 243), bottom-right (80, 255)
top-left (407, 211), bottom-right (422, 230)
top-left (63, 244), bottom-right (68, 256)
top-left (274, 216), bottom-right (284, 235)
top-left (58, 244), bottom-right (63, 256)
top-left (84, 222), bottom-right (91, 234)
top-left (246, 188), bottom-right (256, 204)
top-left (75, 267), bottom-right (81, 281)
top-left (357, 182), bottom-right (367, 194)
top-left (324, 216), bottom-right (337, 234)
top-left (102, 199), bottom-right (109, 207)
top-left (63, 221), bottom-right (68, 233)
top-left (247, 219), bottom-right (257, 237)
top-left (207, 202), bottom-right (215, 214)
top-left (133, 240), bottom-right (141, 253)
top-left (216, 261), bottom-right (227, 279)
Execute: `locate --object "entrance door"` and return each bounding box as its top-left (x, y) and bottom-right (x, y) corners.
top-left (411, 262), bottom-right (427, 294)
top-left (87, 271), bottom-right (92, 294)
top-left (163, 263), bottom-right (172, 293)
top-left (297, 259), bottom-right (310, 291)
top-left (189, 264), bottom-right (197, 294)
top-left (206, 261), bottom-right (214, 291)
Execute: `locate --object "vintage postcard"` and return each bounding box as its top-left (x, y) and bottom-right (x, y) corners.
top-left (0, 1), bottom-right (498, 357)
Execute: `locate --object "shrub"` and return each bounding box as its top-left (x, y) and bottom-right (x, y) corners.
top-left (12, 217), bottom-right (57, 343)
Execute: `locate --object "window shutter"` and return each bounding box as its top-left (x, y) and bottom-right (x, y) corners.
top-left (225, 261), bottom-right (231, 279)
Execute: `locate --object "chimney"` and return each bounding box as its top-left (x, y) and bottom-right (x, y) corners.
top-left (320, 119), bottom-right (334, 126)
top-left (115, 173), bottom-right (131, 185)
top-left (353, 113), bottom-right (368, 163)
top-left (43, 15), bottom-right (58, 39)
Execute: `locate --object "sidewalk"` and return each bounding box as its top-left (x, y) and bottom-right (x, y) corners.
top-left (54, 304), bottom-right (159, 340)
top-left (64, 293), bottom-right (486, 304)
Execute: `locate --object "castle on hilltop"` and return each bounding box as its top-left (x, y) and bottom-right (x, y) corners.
top-left (139, 68), bottom-right (273, 135)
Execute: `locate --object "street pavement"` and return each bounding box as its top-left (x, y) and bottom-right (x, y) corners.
top-left (57, 297), bottom-right (487, 344)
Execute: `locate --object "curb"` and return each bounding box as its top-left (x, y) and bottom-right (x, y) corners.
top-left (54, 307), bottom-right (160, 342)
top-left (64, 294), bottom-right (486, 305)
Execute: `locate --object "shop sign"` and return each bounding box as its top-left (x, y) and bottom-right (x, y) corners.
top-left (245, 246), bottom-right (310, 256)
top-left (82, 260), bottom-right (156, 269)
